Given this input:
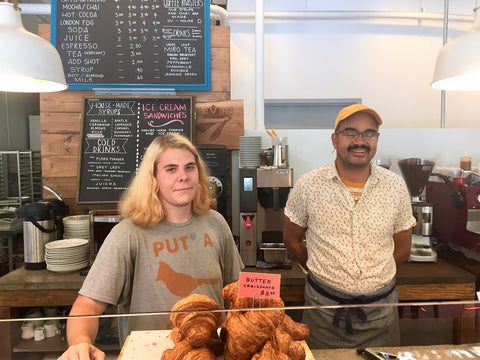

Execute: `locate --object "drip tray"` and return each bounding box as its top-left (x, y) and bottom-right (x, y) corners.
top-left (260, 242), bottom-right (286, 250)
top-left (260, 243), bottom-right (288, 264)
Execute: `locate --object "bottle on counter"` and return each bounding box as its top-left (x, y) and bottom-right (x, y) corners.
top-left (460, 154), bottom-right (472, 171)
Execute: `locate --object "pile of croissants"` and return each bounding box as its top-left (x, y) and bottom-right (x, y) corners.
top-left (161, 280), bottom-right (309, 360)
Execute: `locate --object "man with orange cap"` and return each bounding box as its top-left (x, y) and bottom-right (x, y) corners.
top-left (283, 104), bottom-right (415, 349)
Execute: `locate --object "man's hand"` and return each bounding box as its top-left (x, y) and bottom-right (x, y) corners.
top-left (58, 341), bottom-right (105, 360)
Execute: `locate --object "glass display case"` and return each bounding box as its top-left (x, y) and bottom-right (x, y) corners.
top-left (1, 300), bottom-right (479, 360)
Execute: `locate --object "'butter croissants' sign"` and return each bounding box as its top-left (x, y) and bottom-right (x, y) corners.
top-left (238, 272), bottom-right (281, 299)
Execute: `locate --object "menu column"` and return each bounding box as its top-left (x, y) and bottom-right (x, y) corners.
top-left (52, 0), bottom-right (209, 90)
top-left (57, 0), bottom-right (106, 84)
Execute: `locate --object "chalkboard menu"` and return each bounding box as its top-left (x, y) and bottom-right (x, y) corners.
top-left (51, 0), bottom-right (210, 90)
top-left (77, 96), bottom-right (193, 205)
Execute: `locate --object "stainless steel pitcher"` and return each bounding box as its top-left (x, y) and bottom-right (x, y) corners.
top-left (272, 137), bottom-right (288, 168)
top-left (17, 202), bottom-right (57, 270)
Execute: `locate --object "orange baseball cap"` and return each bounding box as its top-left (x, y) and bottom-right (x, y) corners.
top-left (334, 104), bottom-right (383, 131)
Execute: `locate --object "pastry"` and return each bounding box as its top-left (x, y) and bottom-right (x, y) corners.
top-left (170, 326), bottom-right (185, 344)
top-left (222, 281), bottom-right (284, 309)
top-left (223, 307), bottom-right (284, 360)
top-left (161, 339), bottom-right (217, 360)
top-left (170, 294), bottom-right (223, 348)
top-left (271, 327), bottom-right (306, 360)
top-left (280, 313), bottom-right (310, 341)
top-left (165, 282), bottom-right (310, 360)
top-left (221, 281), bottom-right (308, 360)
top-left (251, 341), bottom-right (290, 360)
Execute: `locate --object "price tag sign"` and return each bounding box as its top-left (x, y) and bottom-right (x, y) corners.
top-left (238, 272), bottom-right (281, 299)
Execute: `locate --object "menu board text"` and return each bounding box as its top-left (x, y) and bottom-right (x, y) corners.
top-left (51, 0), bottom-right (210, 90)
top-left (77, 96), bottom-right (193, 204)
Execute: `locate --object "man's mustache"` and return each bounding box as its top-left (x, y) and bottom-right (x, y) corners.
top-left (348, 144), bottom-right (370, 152)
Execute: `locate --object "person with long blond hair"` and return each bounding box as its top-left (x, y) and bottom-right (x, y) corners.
top-left (119, 134), bottom-right (212, 226)
top-left (60, 134), bottom-right (243, 360)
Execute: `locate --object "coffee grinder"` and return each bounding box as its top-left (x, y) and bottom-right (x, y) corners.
top-left (398, 158), bottom-right (437, 262)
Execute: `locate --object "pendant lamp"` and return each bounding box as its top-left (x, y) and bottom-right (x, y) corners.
top-left (431, 7), bottom-right (480, 91)
top-left (0, 1), bottom-right (67, 92)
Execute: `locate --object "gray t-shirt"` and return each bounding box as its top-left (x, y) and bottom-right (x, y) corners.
top-left (80, 210), bottom-right (243, 342)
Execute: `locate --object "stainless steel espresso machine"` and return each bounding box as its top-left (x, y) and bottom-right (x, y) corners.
top-left (239, 167), bottom-right (293, 268)
top-left (398, 158), bottom-right (437, 262)
top-left (426, 173), bottom-right (480, 261)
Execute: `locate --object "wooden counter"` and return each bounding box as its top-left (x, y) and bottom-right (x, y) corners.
top-left (311, 343), bottom-right (480, 359)
top-left (396, 259), bottom-right (477, 301)
top-left (246, 259), bottom-right (477, 303)
top-left (0, 267), bottom-right (84, 307)
top-left (0, 267), bottom-right (84, 360)
top-left (0, 259), bottom-right (476, 359)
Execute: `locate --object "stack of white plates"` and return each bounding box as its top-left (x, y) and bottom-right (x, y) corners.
top-left (45, 238), bottom-right (89, 273)
top-left (63, 215), bottom-right (90, 239)
top-left (239, 136), bottom-right (262, 168)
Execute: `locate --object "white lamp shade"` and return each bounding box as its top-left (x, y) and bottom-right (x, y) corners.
top-left (431, 10), bottom-right (480, 91)
top-left (0, 2), bottom-right (67, 92)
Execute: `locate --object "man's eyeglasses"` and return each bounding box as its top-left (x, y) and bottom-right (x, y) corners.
top-left (336, 129), bottom-right (380, 141)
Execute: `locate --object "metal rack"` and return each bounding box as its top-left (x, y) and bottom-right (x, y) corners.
top-left (31, 151), bottom-right (42, 201)
top-left (0, 151), bottom-right (35, 206)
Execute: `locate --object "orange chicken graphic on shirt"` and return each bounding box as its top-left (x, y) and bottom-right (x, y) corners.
top-left (153, 232), bottom-right (219, 297)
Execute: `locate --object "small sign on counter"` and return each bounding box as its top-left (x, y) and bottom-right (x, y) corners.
top-left (238, 272), bottom-right (281, 299)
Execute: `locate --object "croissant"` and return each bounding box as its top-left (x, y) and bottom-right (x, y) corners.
top-left (221, 281), bottom-right (309, 360)
top-left (161, 339), bottom-right (217, 360)
top-left (280, 314), bottom-right (309, 341)
top-left (222, 281), bottom-right (284, 309)
top-left (271, 327), bottom-right (306, 360)
top-left (206, 336), bottom-right (224, 357)
top-left (170, 294), bottom-right (223, 348)
top-left (251, 341), bottom-right (291, 360)
top-left (170, 326), bottom-right (185, 344)
top-left (222, 300), bottom-right (285, 359)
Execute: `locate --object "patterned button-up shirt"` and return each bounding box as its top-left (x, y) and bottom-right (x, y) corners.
top-left (285, 161), bottom-right (416, 293)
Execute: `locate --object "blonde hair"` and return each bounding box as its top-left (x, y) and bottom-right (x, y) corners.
top-left (118, 134), bottom-right (212, 227)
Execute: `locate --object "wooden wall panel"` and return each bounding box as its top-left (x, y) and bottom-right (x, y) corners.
top-left (40, 113), bottom-right (81, 134)
top-left (42, 177), bottom-right (77, 199)
top-left (42, 156), bottom-right (77, 178)
top-left (39, 25), bottom-right (234, 215)
top-left (211, 47), bottom-right (230, 70)
top-left (40, 90), bottom-right (94, 113)
top-left (210, 26), bottom-right (229, 48)
top-left (40, 134), bottom-right (80, 156)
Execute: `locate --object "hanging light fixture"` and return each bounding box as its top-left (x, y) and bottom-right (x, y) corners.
top-left (431, 5), bottom-right (480, 91)
top-left (0, 1), bottom-right (67, 92)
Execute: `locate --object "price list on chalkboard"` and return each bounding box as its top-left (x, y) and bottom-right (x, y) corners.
top-left (77, 96), bottom-right (193, 204)
top-left (51, 0), bottom-right (210, 90)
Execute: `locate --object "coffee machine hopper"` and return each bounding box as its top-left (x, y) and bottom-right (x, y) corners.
top-left (398, 158), bottom-right (437, 262)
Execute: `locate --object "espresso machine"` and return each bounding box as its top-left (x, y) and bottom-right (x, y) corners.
top-left (239, 167), bottom-right (293, 268)
top-left (426, 173), bottom-right (480, 260)
top-left (398, 158), bottom-right (437, 262)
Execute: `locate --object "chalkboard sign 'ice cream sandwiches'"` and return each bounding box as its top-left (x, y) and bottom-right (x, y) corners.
top-left (77, 96), bottom-right (193, 205)
top-left (51, 0), bottom-right (210, 90)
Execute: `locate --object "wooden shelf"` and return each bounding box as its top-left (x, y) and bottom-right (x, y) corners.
top-left (13, 336), bottom-right (119, 353)
top-left (13, 336), bottom-right (65, 353)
